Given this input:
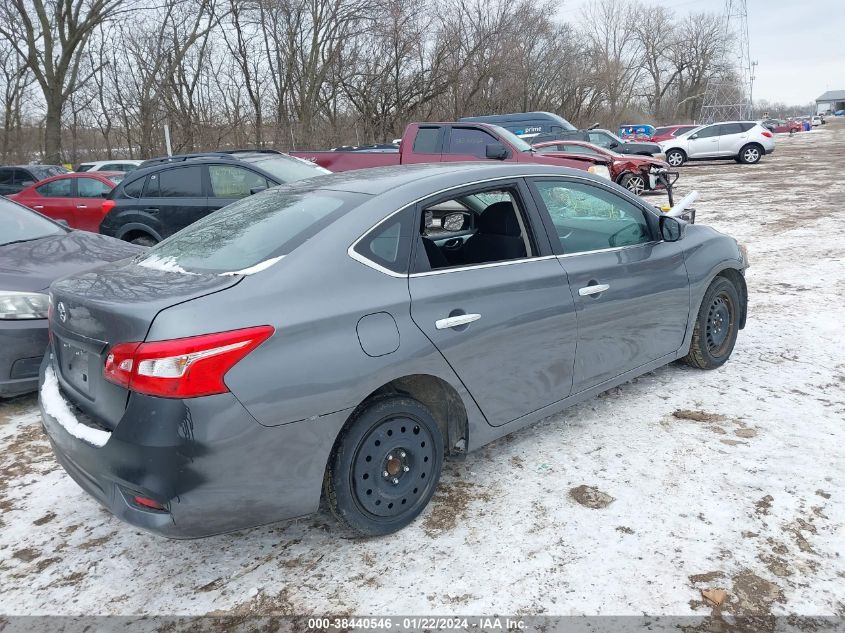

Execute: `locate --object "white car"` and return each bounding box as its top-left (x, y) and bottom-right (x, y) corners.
top-left (75, 159), bottom-right (142, 173)
top-left (811, 116), bottom-right (822, 127)
top-left (660, 121), bottom-right (775, 166)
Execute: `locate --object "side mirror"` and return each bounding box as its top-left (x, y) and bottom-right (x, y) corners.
top-left (659, 215), bottom-right (685, 242)
top-left (485, 143), bottom-right (509, 160)
top-left (608, 141), bottom-right (619, 149)
top-left (689, 134), bottom-right (699, 140)
top-left (250, 186), bottom-right (268, 195)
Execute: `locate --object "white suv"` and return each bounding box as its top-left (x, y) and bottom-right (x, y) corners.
top-left (75, 159), bottom-right (142, 173)
top-left (660, 121), bottom-right (775, 166)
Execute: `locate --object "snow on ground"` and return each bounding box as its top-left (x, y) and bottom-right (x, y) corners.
top-left (1, 123), bottom-right (843, 620)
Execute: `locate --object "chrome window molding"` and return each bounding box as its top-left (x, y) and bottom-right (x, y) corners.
top-left (346, 172), bottom-right (658, 278)
top-left (556, 241), bottom-right (659, 259)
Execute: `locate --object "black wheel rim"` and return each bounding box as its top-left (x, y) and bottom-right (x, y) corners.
top-left (351, 414), bottom-right (436, 518)
top-left (705, 291), bottom-right (735, 356)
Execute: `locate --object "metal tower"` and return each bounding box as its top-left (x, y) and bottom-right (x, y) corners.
top-left (699, 0), bottom-right (755, 123)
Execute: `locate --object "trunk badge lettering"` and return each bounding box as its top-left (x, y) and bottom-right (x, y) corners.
top-left (57, 302), bottom-right (67, 323)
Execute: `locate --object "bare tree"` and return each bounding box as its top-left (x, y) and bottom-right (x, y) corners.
top-left (0, 0), bottom-right (125, 163)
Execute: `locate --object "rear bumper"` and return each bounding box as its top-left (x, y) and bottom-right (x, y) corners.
top-left (0, 320), bottom-right (48, 398)
top-left (39, 355), bottom-right (350, 538)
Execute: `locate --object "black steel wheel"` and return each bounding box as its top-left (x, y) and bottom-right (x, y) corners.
top-left (325, 396), bottom-right (444, 536)
top-left (682, 276), bottom-right (741, 369)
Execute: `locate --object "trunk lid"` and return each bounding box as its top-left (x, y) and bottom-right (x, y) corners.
top-left (48, 258), bottom-right (241, 429)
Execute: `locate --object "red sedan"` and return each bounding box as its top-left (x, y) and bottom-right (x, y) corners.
top-left (6, 171), bottom-right (124, 232)
top-left (533, 140), bottom-right (675, 196)
top-left (649, 125), bottom-right (700, 143)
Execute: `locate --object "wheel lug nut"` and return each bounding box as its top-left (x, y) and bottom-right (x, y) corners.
top-left (387, 454), bottom-right (393, 461)
top-left (383, 471), bottom-right (389, 478)
top-left (400, 451), bottom-right (406, 458)
top-left (392, 477), bottom-right (399, 485)
top-left (403, 465), bottom-right (410, 472)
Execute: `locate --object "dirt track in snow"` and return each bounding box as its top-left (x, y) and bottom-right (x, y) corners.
top-left (1, 122), bottom-right (843, 620)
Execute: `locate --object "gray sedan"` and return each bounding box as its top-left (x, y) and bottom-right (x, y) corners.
top-left (39, 163), bottom-right (748, 538)
top-left (0, 199), bottom-right (141, 397)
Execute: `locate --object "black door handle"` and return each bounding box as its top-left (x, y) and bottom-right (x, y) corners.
top-left (143, 207), bottom-right (159, 214)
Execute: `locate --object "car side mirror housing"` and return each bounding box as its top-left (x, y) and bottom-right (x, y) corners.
top-left (485, 143), bottom-right (509, 160)
top-left (608, 141), bottom-right (619, 149)
top-left (659, 215), bottom-right (685, 242)
top-left (689, 134), bottom-right (698, 140)
top-left (250, 186), bottom-right (268, 195)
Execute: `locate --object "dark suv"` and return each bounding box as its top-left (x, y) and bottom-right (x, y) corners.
top-left (0, 165), bottom-right (69, 195)
top-left (99, 151), bottom-right (329, 245)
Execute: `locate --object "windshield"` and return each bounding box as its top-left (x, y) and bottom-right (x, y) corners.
top-left (138, 188), bottom-right (369, 274)
top-left (0, 198), bottom-right (66, 246)
top-left (246, 155), bottom-right (330, 183)
top-left (489, 126), bottom-right (534, 152)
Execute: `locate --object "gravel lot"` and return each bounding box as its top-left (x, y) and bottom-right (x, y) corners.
top-left (1, 122), bottom-right (843, 621)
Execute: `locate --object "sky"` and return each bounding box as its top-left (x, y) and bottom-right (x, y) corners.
top-left (566, 0), bottom-right (845, 106)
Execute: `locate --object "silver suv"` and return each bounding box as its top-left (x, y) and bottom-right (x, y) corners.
top-left (660, 121), bottom-right (775, 166)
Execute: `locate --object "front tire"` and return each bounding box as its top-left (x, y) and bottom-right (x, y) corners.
top-left (619, 172), bottom-right (646, 196)
top-left (324, 396), bottom-right (444, 536)
top-left (738, 144), bottom-right (762, 164)
top-left (682, 276), bottom-right (741, 369)
top-left (666, 149), bottom-right (686, 167)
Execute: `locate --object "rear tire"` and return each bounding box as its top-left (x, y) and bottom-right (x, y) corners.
top-left (738, 144), bottom-right (763, 164)
top-left (129, 235), bottom-right (156, 247)
top-left (666, 149), bottom-right (686, 167)
top-left (682, 276), bottom-right (741, 370)
top-left (324, 396), bottom-right (444, 536)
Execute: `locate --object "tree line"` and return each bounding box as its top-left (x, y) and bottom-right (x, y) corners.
top-left (1, 0), bottom-right (739, 164)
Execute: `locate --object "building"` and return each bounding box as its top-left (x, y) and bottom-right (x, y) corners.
top-left (816, 90), bottom-right (845, 114)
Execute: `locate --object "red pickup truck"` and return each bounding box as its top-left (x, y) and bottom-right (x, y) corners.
top-left (290, 122), bottom-right (611, 177)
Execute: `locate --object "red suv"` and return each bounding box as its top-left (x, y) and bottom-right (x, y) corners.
top-left (7, 171), bottom-right (124, 232)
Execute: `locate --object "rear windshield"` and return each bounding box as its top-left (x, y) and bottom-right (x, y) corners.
top-left (138, 188), bottom-right (368, 274)
top-left (244, 155), bottom-right (330, 183)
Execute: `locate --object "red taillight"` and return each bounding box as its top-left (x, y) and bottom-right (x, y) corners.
top-left (103, 326), bottom-right (274, 398)
top-left (101, 199), bottom-right (116, 214)
top-left (761, 131), bottom-right (773, 138)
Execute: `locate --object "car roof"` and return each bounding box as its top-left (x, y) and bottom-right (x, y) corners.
top-left (281, 162), bottom-right (606, 197)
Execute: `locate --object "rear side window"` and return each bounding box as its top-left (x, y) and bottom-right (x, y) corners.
top-left (36, 179), bottom-right (71, 197)
top-left (719, 123), bottom-right (743, 135)
top-left (413, 128), bottom-right (440, 153)
top-left (140, 189), bottom-right (369, 274)
top-left (122, 176), bottom-right (144, 198)
top-left (353, 207), bottom-right (414, 274)
top-left (76, 164), bottom-right (94, 172)
top-left (0, 168), bottom-right (12, 185)
top-left (740, 122), bottom-right (756, 132)
top-left (158, 166), bottom-right (203, 197)
top-left (653, 127), bottom-right (670, 135)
